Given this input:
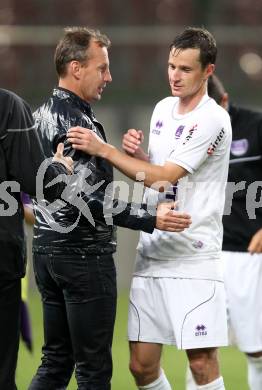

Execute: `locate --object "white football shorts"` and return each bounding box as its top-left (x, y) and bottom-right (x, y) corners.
top-left (128, 276), bottom-right (228, 350)
top-left (222, 251), bottom-right (262, 353)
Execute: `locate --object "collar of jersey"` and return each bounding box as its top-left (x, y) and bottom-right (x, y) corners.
top-left (172, 93), bottom-right (210, 120)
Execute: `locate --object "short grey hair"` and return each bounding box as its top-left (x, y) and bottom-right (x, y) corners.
top-left (54, 26), bottom-right (111, 77)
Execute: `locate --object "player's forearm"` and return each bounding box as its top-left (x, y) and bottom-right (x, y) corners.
top-left (100, 143), bottom-right (174, 189)
top-left (130, 148), bottom-right (150, 162)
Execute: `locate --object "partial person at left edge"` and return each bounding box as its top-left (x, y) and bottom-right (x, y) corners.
top-left (0, 88), bottom-right (73, 390)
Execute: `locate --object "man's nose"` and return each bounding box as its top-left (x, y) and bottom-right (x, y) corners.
top-left (105, 70), bottom-right (112, 83)
top-left (172, 69), bottom-right (181, 80)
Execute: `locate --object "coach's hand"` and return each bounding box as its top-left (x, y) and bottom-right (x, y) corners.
top-left (156, 201), bottom-right (191, 232)
top-left (67, 126), bottom-right (106, 157)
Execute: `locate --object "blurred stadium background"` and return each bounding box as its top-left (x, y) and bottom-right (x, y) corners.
top-left (1, 0), bottom-right (260, 388)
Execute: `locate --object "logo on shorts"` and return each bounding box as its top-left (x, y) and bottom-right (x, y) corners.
top-left (195, 324), bottom-right (207, 336)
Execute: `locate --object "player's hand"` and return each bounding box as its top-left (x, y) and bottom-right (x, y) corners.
top-left (122, 129), bottom-right (149, 161)
top-left (53, 143), bottom-right (73, 174)
top-left (155, 201), bottom-right (192, 232)
top-left (67, 126), bottom-right (106, 157)
top-left (248, 228), bottom-right (262, 254)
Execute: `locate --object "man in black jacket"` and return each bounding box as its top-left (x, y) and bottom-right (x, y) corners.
top-left (29, 27), bottom-right (191, 390)
top-left (0, 88), bottom-right (72, 390)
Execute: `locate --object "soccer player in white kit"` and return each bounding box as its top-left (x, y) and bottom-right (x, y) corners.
top-left (207, 74), bottom-right (262, 390)
top-left (67, 27), bottom-right (232, 390)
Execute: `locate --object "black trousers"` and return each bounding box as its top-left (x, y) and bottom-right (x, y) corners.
top-left (29, 251), bottom-right (117, 390)
top-left (0, 278), bottom-right (21, 390)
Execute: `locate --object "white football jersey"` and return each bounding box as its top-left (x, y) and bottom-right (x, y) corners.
top-left (135, 94), bottom-right (232, 280)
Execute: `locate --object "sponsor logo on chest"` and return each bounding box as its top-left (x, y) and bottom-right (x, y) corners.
top-left (182, 124), bottom-right (198, 145)
top-left (152, 120), bottom-right (163, 135)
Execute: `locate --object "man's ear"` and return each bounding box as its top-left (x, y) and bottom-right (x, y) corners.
top-left (205, 63), bottom-right (215, 79)
top-left (68, 60), bottom-right (82, 80)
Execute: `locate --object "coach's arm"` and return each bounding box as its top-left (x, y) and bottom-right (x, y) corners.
top-left (67, 127), bottom-right (188, 190)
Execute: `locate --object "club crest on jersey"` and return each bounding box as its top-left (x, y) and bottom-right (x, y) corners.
top-left (231, 139), bottom-right (248, 156)
top-left (152, 120), bottom-right (163, 135)
top-left (207, 128), bottom-right (225, 155)
top-left (183, 124), bottom-right (197, 145)
top-left (195, 324), bottom-right (207, 336)
top-left (175, 125), bottom-right (185, 139)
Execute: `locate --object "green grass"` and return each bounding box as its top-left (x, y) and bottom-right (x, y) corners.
top-left (17, 291), bottom-right (248, 389)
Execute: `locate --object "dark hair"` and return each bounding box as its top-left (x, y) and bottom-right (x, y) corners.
top-left (208, 74), bottom-right (226, 104)
top-left (54, 27), bottom-right (111, 77)
top-left (170, 27), bottom-right (217, 68)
